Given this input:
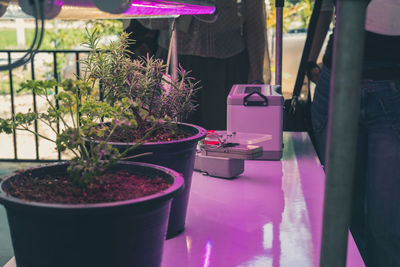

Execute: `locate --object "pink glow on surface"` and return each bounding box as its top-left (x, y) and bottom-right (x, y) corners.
top-left (4, 133), bottom-right (365, 267)
top-left (202, 241), bottom-right (212, 267)
top-left (161, 132), bottom-right (365, 267)
top-left (125, 0), bottom-right (216, 15)
top-left (185, 235), bottom-right (192, 253)
top-left (54, 0), bottom-right (64, 7)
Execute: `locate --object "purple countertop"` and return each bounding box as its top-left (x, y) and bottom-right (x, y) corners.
top-left (4, 132), bottom-right (364, 267)
top-left (162, 132), bottom-right (364, 267)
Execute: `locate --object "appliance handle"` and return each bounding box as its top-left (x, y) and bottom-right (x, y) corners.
top-left (243, 91), bottom-right (268, 107)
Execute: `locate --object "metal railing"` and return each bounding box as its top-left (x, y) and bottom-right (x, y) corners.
top-left (0, 49), bottom-right (90, 162)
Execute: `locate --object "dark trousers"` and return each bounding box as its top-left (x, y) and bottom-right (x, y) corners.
top-left (312, 66), bottom-right (400, 266)
top-left (158, 48), bottom-right (249, 130)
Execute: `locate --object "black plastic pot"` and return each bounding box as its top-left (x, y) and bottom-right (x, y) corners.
top-left (0, 162), bottom-right (184, 267)
top-left (106, 122), bottom-right (206, 238)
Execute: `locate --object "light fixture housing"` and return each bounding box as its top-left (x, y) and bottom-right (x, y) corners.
top-left (18, 0), bottom-right (62, 19)
top-left (4, 0), bottom-right (215, 19)
top-left (0, 0), bottom-right (10, 17)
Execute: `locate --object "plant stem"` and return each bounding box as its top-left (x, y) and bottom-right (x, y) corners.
top-left (15, 126), bottom-right (56, 143)
top-left (118, 124), bottom-right (159, 159)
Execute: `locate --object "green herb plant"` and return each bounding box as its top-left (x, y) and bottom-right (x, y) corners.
top-left (0, 79), bottom-right (157, 187)
top-left (0, 29), bottom-right (199, 187)
top-left (81, 29), bottom-right (199, 137)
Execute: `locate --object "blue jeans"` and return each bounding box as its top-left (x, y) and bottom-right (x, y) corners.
top-left (311, 66), bottom-right (400, 266)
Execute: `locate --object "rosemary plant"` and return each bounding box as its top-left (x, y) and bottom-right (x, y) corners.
top-left (81, 29), bottom-right (199, 136)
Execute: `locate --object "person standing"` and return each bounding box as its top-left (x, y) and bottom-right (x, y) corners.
top-left (140, 0), bottom-right (269, 130)
top-left (124, 19), bottom-right (159, 59)
top-left (308, 0), bottom-right (400, 265)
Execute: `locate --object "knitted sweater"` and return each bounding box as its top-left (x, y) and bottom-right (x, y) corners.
top-left (139, 0), bottom-right (266, 82)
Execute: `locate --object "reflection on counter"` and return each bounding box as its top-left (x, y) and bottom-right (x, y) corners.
top-left (161, 133), bottom-right (364, 267)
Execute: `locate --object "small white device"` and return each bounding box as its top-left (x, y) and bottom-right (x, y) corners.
top-left (201, 143), bottom-right (263, 160)
top-left (200, 131), bottom-right (268, 160)
top-left (194, 131), bottom-right (268, 179)
top-left (194, 152), bottom-right (244, 179)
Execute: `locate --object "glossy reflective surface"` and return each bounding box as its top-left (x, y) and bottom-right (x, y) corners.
top-left (162, 132), bottom-right (364, 267)
top-left (3, 133), bottom-right (364, 267)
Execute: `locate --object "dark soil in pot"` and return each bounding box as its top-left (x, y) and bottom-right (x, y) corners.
top-left (6, 169), bottom-right (171, 204)
top-left (0, 162), bottom-right (184, 267)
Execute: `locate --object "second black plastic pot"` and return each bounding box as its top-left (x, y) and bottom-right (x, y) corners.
top-left (107, 122), bottom-right (206, 238)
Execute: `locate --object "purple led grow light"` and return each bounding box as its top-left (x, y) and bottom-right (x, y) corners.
top-left (2, 0), bottom-right (215, 20)
top-left (125, 0), bottom-right (216, 15)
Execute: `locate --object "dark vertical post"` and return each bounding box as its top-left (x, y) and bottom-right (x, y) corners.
top-left (291, 0), bottom-right (322, 102)
top-left (75, 52), bottom-right (82, 126)
top-left (275, 0), bottom-right (284, 86)
top-left (31, 54), bottom-right (40, 160)
top-left (99, 80), bottom-right (104, 122)
top-left (320, 0), bottom-right (369, 266)
top-left (53, 52), bottom-right (61, 160)
top-left (99, 80), bottom-right (104, 102)
top-left (75, 52), bottom-right (80, 79)
top-left (8, 52), bottom-right (17, 160)
top-left (168, 18), bottom-right (178, 82)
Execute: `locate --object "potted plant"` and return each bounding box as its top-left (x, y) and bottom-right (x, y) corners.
top-left (81, 30), bottom-right (206, 238)
top-left (0, 79), bottom-right (184, 267)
